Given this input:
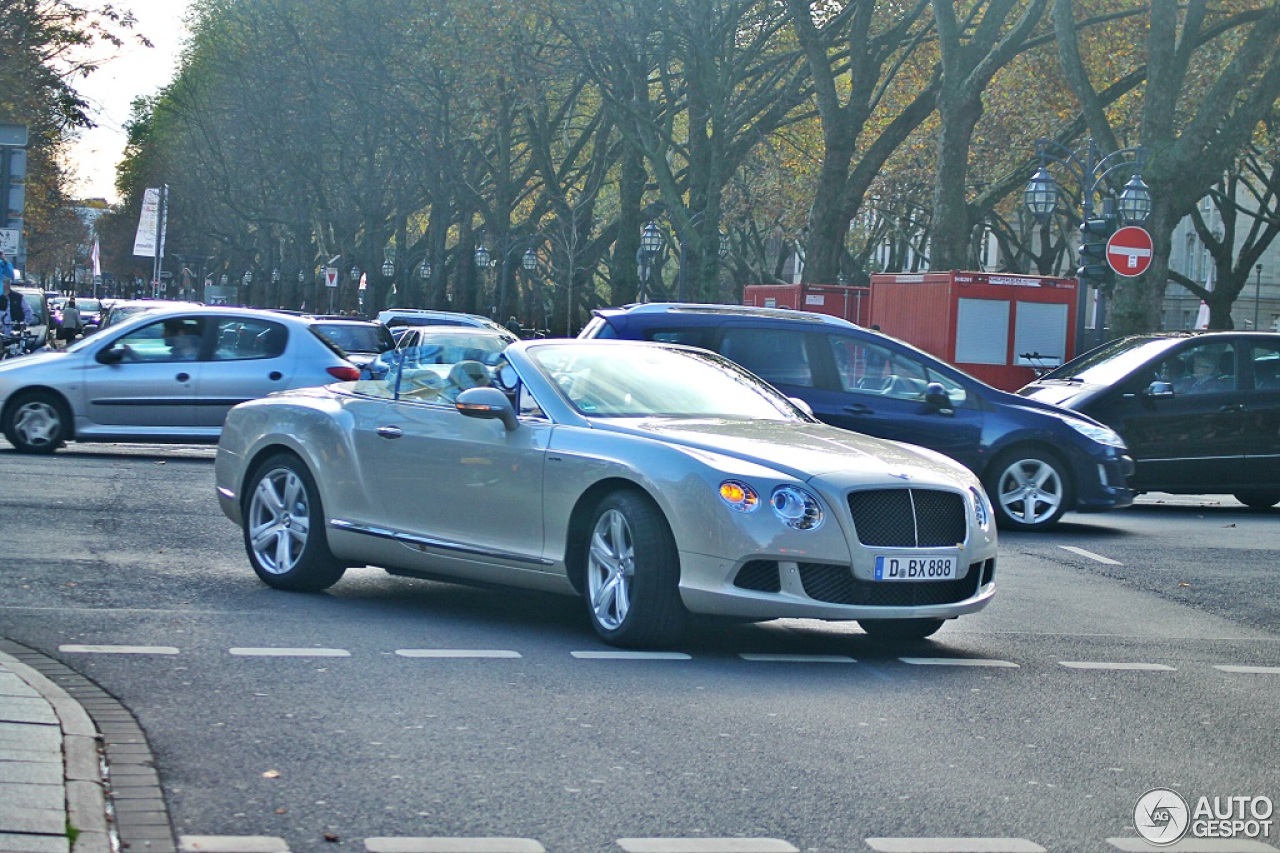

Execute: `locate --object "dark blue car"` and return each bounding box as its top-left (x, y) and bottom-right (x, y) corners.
top-left (581, 302), bottom-right (1135, 531)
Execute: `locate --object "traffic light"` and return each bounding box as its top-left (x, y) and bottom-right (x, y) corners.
top-left (1078, 216), bottom-right (1115, 292)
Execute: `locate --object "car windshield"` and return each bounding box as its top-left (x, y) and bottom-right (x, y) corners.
top-left (529, 343), bottom-right (807, 420)
top-left (313, 323), bottom-right (395, 354)
top-left (1038, 336), bottom-right (1184, 385)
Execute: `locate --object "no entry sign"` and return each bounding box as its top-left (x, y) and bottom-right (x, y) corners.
top-left (1106, 225), bottom-right (1154, 277)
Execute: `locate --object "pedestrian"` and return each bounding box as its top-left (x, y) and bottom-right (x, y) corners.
top-left (58, 297), bottom-right (82, 348)
top-left (0, 250), bottom-right (13, 285)
top-left (1, 277), bottom-right (34, 336)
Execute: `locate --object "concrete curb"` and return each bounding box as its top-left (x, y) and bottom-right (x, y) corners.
top-left (0, 639), bottom-right (175, 853)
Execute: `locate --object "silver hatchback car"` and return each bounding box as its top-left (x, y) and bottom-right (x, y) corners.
top-left (0, 306), bottom-right (363, 453)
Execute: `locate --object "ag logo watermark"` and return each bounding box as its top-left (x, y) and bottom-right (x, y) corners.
top-left (1135, 789), bottom-right (1189, 845)
top-left (1135, 788), bottom-right (1274, 845)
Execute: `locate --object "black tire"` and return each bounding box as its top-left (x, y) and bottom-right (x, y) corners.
top-left (1234, 491), bottom-right (1280, 509)
top-left (583, 490), bottom-right (687, 648)
top-left (242, 453), bottom-right (345, 592)
top-left (858, 618), bottom-right (945, 642)
top-left (2, 391), bottom-right (69, 453)
top-left (983, 448), bottom-right (1071, 531)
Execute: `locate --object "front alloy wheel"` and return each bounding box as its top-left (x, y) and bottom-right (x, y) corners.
top-left (584, 491), bottom-right (686, 648)
top-left (243, 454), bottom-right (345, 591)
top-left (986, 449), bottom-right (1070, 531)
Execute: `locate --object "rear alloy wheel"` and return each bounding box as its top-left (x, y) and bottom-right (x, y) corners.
top-left (584, 490), bottom-right (687, 648)
top-left (3, 391), bottom-right (68, 453)
top-left (985, 449), bottom-right (1070, 531)
top-left (858, 618), bottom-right (946, 642)
top-left (1234, 491), bottom-right (1280, 509)
top-left (243, 453), bottom-right (345, 591)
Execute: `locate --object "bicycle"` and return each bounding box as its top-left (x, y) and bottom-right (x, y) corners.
top-left (1, 322), bottom-right (42, 360)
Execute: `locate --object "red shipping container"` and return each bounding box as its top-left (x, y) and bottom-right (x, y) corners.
top-left (742, 283), bottom-right (871, 326)
top-left (869, 271), bottom-right (1078, 391)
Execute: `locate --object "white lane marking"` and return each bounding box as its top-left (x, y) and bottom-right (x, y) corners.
top-left (395, 650), bottom-right (522, 659)
top-left (899, 658), bottom-right (1020, 668)
top-left (228, 648), bottom-right (350, 657)
top-left (617, 840), bottom-right (799, 853)
top-left (366, 838), bottom-right (546, 853)
top-left (570, 651), bottom-right (691, 660)
top-left (59, 645), bottom-right (179, 655)
top-left (1058, 545), bottom-right (1123, 565)
top-left (738, 654), bottom-right (856, 663)
top-left (179, 836), bottom-right (290, 853)
top-left (1215, 665), bottom-right (1280, 675)
top-left (1059, 661), bottom-right (1175, 671)
top-left (866, 840), bottom-right (1047, 853)
top-left (1107, 837), bottom-right (1280, 851)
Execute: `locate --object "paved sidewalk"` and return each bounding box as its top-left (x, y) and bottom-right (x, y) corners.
top-left (0, 640), bottom-right (173, 853)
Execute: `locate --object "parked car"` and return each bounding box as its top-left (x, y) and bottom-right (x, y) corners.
top-left (1017, 330), bottom-right (1280, 508)
top-left (52, 297), bottom-right (105, 335)
top-left (309, 318), bottom-right (396, 375)
top-left (580, 302), bottom-right (1135, 531)
top-left (367, 324), bottom-right (517, 380)
top-left (98, 299), bottom-right (202, 331)
top-left (375, 307), bottom-right (512, 334)
top-left (215, 338), bottom-right (997, 646)
top-left (0, 306), bottom-right (363, 453)
top-left (10, 286), bottom-right (52, 348)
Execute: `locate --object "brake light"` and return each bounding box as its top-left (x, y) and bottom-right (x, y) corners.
top-left (326, 365), bottom-right (362, 381)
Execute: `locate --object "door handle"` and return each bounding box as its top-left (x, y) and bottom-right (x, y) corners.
top-left (842, 404), bottom-right (874, 415)
top-left (1219, 403), bottom-right (1245, 413)
top-left (375, 425), bottom-right (403, 439)
top-left (269, 371), bottom-right (283, 381)
top-left (175, 372), bottom-right (190, 382)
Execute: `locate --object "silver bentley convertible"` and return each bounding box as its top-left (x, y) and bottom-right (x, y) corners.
top-left (215, 338), bottom-right (998, 647)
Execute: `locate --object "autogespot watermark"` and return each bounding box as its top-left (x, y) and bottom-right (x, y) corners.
top-left (1135, 788), bottom-right (1274, 845)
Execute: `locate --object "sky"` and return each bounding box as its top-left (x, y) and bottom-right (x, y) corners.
top-left (67, 0), bottom-right (193, 203)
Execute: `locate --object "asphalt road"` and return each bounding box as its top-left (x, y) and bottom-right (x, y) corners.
top-left (1, 442), bottom-right (1278, 853)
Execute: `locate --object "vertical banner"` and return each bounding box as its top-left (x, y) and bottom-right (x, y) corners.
top-left (133, 188), bottom-right (161, 257)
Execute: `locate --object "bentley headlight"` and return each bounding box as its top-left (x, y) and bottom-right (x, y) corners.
top-left (719, 480), bottom-right (760, 512)
top-left (1065, 417), bottom-right (1127, 449)
top-left (771, 485), bottom-right (823, 530)
top-left (970, 486), bottom-right (991, 529)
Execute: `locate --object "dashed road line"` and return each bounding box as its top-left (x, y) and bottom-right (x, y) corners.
top-left (570, 651), bottom-right (692, 660)
top-left (899, 658), bottom-right (1019, 668)
top-left (1058, 545), bottom-right (1123, 565)
top-left (738, 653), bottom-right (856, 663)
top-left (1107, 838), bottom-right (1280, 851)
top-left (617, 839), bottom-right (799, 852)
top-left (1060, 661), bottom-right (1176, 671)
top-left (866, 839), bottom-right (1047, 852)
top-left (395, 649), bottom-right (522, 659)
top-left (58, 644), bottom-right (180, 654)
top-left (1214, 665), bottom-right (1280, 675)
top-left (228, 648), bottom-right (351, 657)
top-left (365, 838), bottom-right (546, 852)
top-left (180, 836), bottom-right (289, 852)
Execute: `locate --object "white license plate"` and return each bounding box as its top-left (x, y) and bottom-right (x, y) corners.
top-left (873, 555), bottom-right (957, 581)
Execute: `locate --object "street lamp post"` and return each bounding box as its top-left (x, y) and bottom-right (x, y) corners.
top-left (637, 221), bottom-right (664, 302)
top-left (1256, 263), bottom-right (1264, 331)
top-left (1025, 137), bottom-right (1150, 350)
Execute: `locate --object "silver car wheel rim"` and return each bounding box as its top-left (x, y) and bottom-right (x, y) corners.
top-left (14, 402), bottom-right (60, 447)
top-left (588, 508), bottom-right (635, 631)
top-left (996, 458), bottom-right (1062, 525)
top-left (248, 468), bottom-right (311, 575)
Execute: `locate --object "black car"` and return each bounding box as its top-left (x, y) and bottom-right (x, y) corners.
top-left (1018, 330), bottom-right (1280, 508)
top-left (581, 302), bottom-right (1136, 531)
